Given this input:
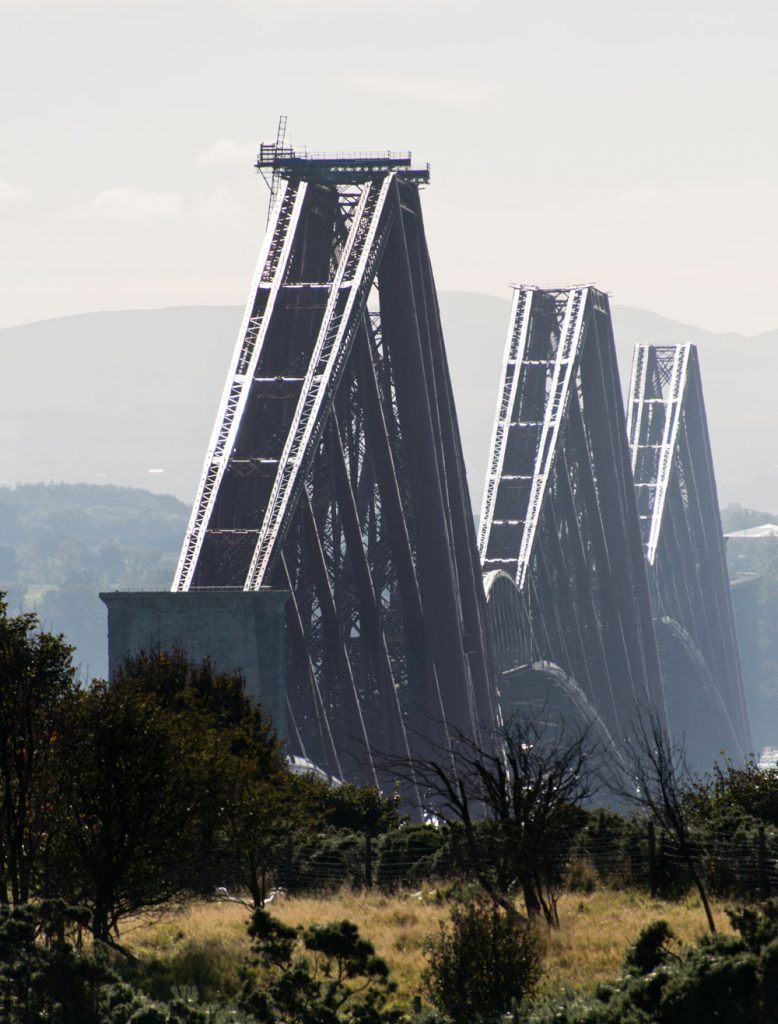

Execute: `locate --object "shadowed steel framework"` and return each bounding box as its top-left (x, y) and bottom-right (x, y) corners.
top-left (172, 143), bottom-right (497, 785)
top-left (627, 344), bottom-right (752, 763)
top-left (478, 286), bottom-right (664, 743)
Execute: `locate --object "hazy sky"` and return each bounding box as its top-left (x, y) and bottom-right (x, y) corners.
top-left (2, 0), bottom-right (777, 335)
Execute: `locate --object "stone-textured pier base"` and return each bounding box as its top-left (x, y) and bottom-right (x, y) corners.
top-left (100, 590), bottom-right (287, 735)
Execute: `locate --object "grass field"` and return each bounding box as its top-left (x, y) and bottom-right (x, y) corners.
top-left (125, 887), bottom-right (735, 1007)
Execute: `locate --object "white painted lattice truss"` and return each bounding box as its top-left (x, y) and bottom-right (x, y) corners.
top-left (627, 344), bottom-right (690, 566)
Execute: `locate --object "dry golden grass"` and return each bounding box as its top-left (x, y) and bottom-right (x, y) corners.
top-left (538, 889), bottom-right (733, 995)
top-left (272, 890), bottom-right (447, 1001)
top-left (125, 886), bottom-right (735, 1004)
top-left (124, 890), bottom-right (447, 1004)
top-left (123, 899), bottom-right (250, 961)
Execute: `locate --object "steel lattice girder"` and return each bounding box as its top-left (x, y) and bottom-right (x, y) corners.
top-left (478, 286), bottom-right (664, 742)
top-left (173, 169), bottom-right (498, 785)
top-left (627, 344), bottom-right (752, 761)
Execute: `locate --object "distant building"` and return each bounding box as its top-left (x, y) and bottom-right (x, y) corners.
top-left (725, 524), bottom-right (778, 540)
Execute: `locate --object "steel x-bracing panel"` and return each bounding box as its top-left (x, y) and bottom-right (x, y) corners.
top-left (173, 167), bottom-right (497, 788)
top-left (627, 344), bottom-right (752, 759)
top-left (173, 179), bottom-right (308, 591)
top-left (478, 286), bottom-right (664, 741)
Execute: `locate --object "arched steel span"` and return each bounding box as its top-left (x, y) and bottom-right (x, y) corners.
top-left (482, 570), bottom-right (530, 679)
top-left (483, 569), bottom-right (620, 757)
top-left (478, 286), bottom-right (664, 744)
top-left (655, 616), bottom-right (742, 768)
top-left (173, 142), bottom-right (498, 788)
top-left (627, 344), bottom-right (752, 765)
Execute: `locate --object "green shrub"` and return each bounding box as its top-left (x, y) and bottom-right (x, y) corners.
top-left (727, 899), bottom-right (778, 950)
top-left (565, 811), bottom-right (651, 891)
top-left (375, 826), bottom-right (453, 889)
top-left (659, 946), bottom-right (758, 1024)
top-left (624, 919), bottom-right (676, 975)
top-left (240, 908), bottom-right (399, 1024)
top-left (289, 831), bottom-right (365, 890)
top-left (424, 901), bottom-right (542, 1024)
top-left (0, 902), bottom-right (244, 1024)
top-left (525, 904), bottom-right (778, 1024)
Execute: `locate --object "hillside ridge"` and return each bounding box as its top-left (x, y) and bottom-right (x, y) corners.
top-left (1, 293), bottom-right (776, 511)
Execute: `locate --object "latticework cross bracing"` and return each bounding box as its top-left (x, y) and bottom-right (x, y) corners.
top-left (479, 286), bottom-right (664, 744)
top-left (628, 344), bottom-right (752, 764)
top-left (174, 161), bottom-right (497, 789)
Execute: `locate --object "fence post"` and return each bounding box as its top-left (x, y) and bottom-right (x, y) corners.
top-left (365, 834), bottom-right (373, 889)
top-left (283, 837), bottom-right (293, 889)
top-left (658, 828), bottom-right (669, 893)
top-left (648, 819), bottom-right (658, 897)
top-left (758, 825), bottom-right (770, 899)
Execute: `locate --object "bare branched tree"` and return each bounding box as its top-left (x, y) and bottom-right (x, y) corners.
top-left (386, 710), bottom-right (599, 927)
top-left (616, 705), bottom-right (716, 934)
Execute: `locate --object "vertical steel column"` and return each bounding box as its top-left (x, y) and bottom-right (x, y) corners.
top-left (377, 180), bottom-right (480, 749)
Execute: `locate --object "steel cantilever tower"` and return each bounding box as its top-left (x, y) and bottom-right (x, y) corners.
top-left (172, 142), bottom-right (497, 783)
top-left (478, 286), bottom-right (664, 742)
top-left (627, 344), bottom-right (752, 764)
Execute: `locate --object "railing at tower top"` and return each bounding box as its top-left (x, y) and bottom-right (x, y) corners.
top-left (255, 143), bottom-right (430, 184)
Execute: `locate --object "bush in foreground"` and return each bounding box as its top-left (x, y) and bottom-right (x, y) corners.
top-left (0, 902), bottom-right (208, 1024)
top-left (525, 900), bottom-right (778, 1024)
top-left (424, 900), bottom-right (542, 1024)
top-left (0, 902), bottom-right (403, 1024)
top-left (240, 908), bottom-right (400, 1024)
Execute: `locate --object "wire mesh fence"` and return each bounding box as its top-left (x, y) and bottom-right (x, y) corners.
top-left (244, 818), bottom-right (778, 903)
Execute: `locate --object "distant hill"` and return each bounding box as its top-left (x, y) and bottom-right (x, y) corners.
top-left (438, 293), bottom-right (778, 513)
top-left (1, 293), bottom-right (776, 688)
top-left (610, 305), bottom-right (778, 519)
top-left (2, 295), bottom-right (776, 512)
top-left (0, 483), bottom-right (189, 679)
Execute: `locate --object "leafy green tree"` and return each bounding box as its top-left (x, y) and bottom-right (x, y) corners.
top-left (50, 648), bottom-right (316, 930)
top-left (286, 830), bottom-right (367, 892)
top-left (0, 595), bottom-right (76, 904)
top-left (374, 825), bottom-right (452, 889)
top-left (50, 677), bottom-right (220, 943)
top-left (687, 756), bottom-right (778, 827)
top-left (112, 648), bottom-right (315, 908)
top-left (110, 647), bottom-right (254, 726)
top-left (314, 782), bottom-right (403, 837)
top-left (215, 721), bottom-right (308, 907)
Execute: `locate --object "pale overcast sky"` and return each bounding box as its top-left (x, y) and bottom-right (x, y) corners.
top-left (1, 0), bottom-right (776, 334)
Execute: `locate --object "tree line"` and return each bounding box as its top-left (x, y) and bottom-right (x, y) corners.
top-left (5, 590), bottom-right (778, 943)
top-left (7, 593), bottom-right (778, 1022)
top-left (0, 595), bottom-right (399, 948)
